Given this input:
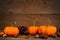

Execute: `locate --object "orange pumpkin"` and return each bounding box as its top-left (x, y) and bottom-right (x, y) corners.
top-left (4, 25), bottom-right (19, 36)
top-left (28, 26), bottom-right (38, 35)
top-left (38, 25), bottom-right (57, 36)
top-left (45, 26), bottom-right (57, 35)
top-left (38, 26), bottom-right (46, 34)
top-left (28, 18), bottom-right (38, 35)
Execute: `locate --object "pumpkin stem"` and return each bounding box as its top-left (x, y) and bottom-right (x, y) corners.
top-left (47, 18), bottom-right (51, 25)
top-left (12, 21), bottom-right (17, 27)
top-left (33, 18), bottom-right (38, 26)
top-left (14, 21), bottom-right (17, 24)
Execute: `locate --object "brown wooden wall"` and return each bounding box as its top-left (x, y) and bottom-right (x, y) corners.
top-left (0, 0), bottom-right (60, 30)
top-left (0, 14), bottom-right (60, 30)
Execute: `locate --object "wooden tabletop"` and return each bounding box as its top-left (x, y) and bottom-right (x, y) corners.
top-left (0, 37), bottom-right (60, 40)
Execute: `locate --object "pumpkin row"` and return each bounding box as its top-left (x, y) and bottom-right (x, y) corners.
top-left (3, 25), bottom-right (57, 36)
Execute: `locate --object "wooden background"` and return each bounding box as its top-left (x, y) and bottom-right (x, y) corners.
top-left (0, 0), bottom-right (60, 30)
top-left (0, 14), bottom-right (60, 30)
top-left (0, 0), bottom-right (60, 15)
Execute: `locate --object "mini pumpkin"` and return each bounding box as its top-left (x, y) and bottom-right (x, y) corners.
top-left (38, 26), bottom-right (46, 34)
top-left (4, 25), bottom-right (20, 36)
top-left (45, 26), bottom-right (57, 35)
top-left (38, 25), bottom-right (57, 36)
top-left (28, 26), bottom-right (38, 35)
top-left (39, 19), bottom-right (57, 36)
top-left (28, 18), bottom-right (38, 35)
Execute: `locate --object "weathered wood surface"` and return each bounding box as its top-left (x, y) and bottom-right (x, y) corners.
top-left (0, 37), bottom-right (60, 40)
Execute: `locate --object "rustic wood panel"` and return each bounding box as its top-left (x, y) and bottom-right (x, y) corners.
top-left (0, 14), bottom-right (59, 30)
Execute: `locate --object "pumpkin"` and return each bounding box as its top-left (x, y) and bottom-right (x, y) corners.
top-left (45, 26), bottom-right (57, 35)
top-left (4, 25), bottom-right (19, 36)
top-left (28, 26), bottom-right (38, 35)
top-left (28, 18), bottom-right (38, 35)
top-left (38, 18), bottom-right (57, 36)
top-left (38, 26), bottom-right (46, 34)
top-left (38, 25), bottom-right (57, 36)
